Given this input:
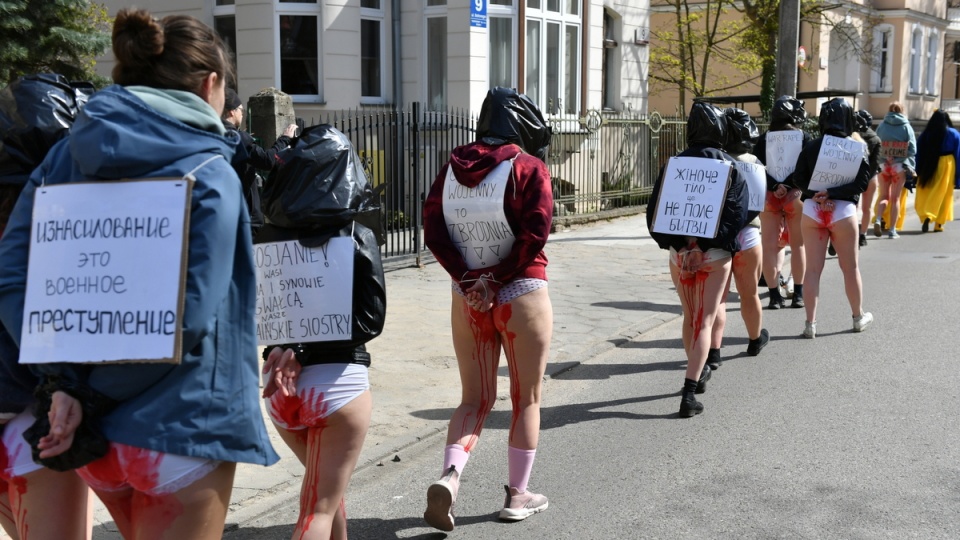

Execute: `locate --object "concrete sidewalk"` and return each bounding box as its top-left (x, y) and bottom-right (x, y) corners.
top-left (87, 210), bottom-right (688, 537)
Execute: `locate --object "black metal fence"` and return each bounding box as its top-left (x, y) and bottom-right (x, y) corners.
top-left (301, 105), bottom-right (767, 265)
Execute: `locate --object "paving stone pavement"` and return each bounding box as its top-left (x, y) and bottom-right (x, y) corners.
top-left (80, 209), bottom-right (691, 537)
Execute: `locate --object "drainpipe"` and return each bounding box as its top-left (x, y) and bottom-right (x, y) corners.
top-left (392, 0), bottom-right (402, 106)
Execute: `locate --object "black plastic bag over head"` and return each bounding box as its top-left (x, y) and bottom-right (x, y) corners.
top-left (818, 98), bottom-right (855, 138)
top-left (855, 110), bottom-right (873, 133)
top-left (723, 108), bottom-right (759, 154)
top-left (771, 95), bottom-right (807, 126)
top-left (0, 74), bottom-right (92, 185)
top-left (476, 87), bottom-right (552, 162)
top-left (687, 101), bottom-right (726, 148)
top-left (262, 124), bottom-right (382, 243)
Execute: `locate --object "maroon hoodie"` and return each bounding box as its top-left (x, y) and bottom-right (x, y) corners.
top-left (424, 141), bottom-right (552, 292)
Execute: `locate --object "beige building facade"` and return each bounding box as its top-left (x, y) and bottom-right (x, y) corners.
top-left (95, 0), bottom-right (650, 118)
top-left (649, 0), bottom-right (953, 124)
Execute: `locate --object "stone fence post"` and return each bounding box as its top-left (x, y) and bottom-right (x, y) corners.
top-left (248, 88), bottom-right (295, 146)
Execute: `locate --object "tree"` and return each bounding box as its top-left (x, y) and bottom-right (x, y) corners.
top-left (736, 0), bottom-right (881, 114)
top-left (0, 0), bottom-right (111, 86)
top-left (649, 0), bottom-right (765, 114)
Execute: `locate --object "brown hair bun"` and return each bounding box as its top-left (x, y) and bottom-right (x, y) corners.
top-left (112, 8), bottom-right (165, 69)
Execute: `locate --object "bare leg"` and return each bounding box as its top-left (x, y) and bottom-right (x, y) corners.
top-left (830, 216), bottom-right (864, 317)
top-left (93, 460), bottom-right (236, 540)
top-left (760, 211), bottom-right (784, 287)
top-left (785, 198), bottom-right (805, 287)
top-left (276, 391), bottom-right (372, 540)
top-left (801, 215), bottom-right (829, 324)
top-left (0, 487), bottom-right (16, 540)
top-left (493, 288), bottom-right (552, 450)
top-left (446, 293), bottom-right (502, 452)
top-left (859, 176), bottom-right (878, 235)
top-left (733, 245), bottom-right (763, 339)
top-left (670, 258), bottom-right (733, 381)
top-left (889, 170), bottom-right (906, 232)
top-left (6, 468), bottom-right (90, 540)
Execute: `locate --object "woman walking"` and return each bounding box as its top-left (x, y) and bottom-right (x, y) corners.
top-left (257, 124), bottom-right (386, 540)
top-left (422, 87), bottom-right (553, 531)
top-left (0, 9), bottom-right (278, 539)
top-left (791, 98), bottom-right (873, 338)
top-left (874, 102), bottom-right (916, 239)
top-left (914, 109), bottom-right (959, 232)
top-left (646, 102), bottom-right (749, 417)
top-left (753, 96), bottom-right (809, 309)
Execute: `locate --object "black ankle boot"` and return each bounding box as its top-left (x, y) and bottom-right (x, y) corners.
top-left (695, 365), bottom-right (711, 394)
top-left (706, 348), bottom-right (722, 370)
top-left (679, 388), bottom-right (704, 417)
top-left (768, 288), bottom-right (785, 310)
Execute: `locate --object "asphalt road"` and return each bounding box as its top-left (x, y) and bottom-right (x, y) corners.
top-left (224, 225), bottom-right (960, 539)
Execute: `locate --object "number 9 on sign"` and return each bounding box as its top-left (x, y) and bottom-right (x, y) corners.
top-left (475, 0), bottom-right (484, 11)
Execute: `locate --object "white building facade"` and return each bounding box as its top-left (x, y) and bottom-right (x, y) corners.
top-left (96, 0), bottom-right (649, 118)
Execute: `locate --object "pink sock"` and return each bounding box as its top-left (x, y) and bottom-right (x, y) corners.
top-left (508, 446), bottom-right (537, 493)
top-left (442, 444), bottom-right (469, 477)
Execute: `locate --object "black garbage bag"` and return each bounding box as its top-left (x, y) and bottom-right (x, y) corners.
top-left (262, 123), bottom-right (384, 243)
top-left (476, 87), bottom-right (552, 162)
top-left (0, 74), bottom-right (92, 185)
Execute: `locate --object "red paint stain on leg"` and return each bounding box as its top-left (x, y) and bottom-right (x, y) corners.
top-left (815, 205), bottom-right (834, 241)
top-left (295, 422), bottom-right (328, 540)
top-left (458, 302), bottom-right (498, 453)
top-left (679, 271), bottom-right (708, 345)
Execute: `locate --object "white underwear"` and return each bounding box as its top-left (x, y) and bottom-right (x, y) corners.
top-left (736, 226), bottom-right (761, 251)
top-left (266, 363), bottom-right (370, 430)
top-left (802, 199), bottom-right (856, 227)
top-left (1, 409), bottom-right (43, 479)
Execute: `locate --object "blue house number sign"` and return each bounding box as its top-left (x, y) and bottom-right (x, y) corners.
top-left (470, 0), bottom-right (487, 28)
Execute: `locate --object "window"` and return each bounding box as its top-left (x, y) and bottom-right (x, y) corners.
top-left (277, 2), bottom-right (321, 100)
top-left (910, 26), bottom-right (923, 93)
top-left (927, 31), bottom-right (939, 95)
top-left (526, 2), bottom-right (582, 115)
top-left (213, 1), bottom-right (236, 79)
top-left (426, 15), bottom-right (447, 110)
top-left (361, 1), bottom-right (385, 102)
top-left (871, 26), bottom-right (893, 93)
top-left (489, 1), bottom-right (517, 89)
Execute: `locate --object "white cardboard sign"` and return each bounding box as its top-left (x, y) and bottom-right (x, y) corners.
top-left (441, 160), bottom-right (516, 270)
top-left (651, 156), bottom-right (732, 238)
top-left (255, 237), bottom-right (354, 346)
top-left (21, 179), bottom-right (192, 364)
top-left (765, 130), bottom-right (804, 183)
top-left (734, 161), bottom-right (766, 212)
top-left (808, 135), bottom-right (866, 192)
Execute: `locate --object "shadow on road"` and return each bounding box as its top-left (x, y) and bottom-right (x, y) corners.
top-left (591, 300), bottom-right (682, 315)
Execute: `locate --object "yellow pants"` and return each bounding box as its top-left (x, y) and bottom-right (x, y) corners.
top-left (914, 155), bottom-right (956, 227)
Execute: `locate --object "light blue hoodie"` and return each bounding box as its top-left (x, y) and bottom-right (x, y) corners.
top-left (0, 85), bottom-right (278, 465)
top-left (875, 111), bottom-right (917, 172)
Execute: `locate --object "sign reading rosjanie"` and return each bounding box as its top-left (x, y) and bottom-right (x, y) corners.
top-left (21, 179), bottom-right (192, 364)
top-left (765, 130), bottom-right (804, 183)
top-left (255, 237), bottom-right (354, 346)
top-left (652, 157), bottom-right (732, 238)
top-left (808, 134), bottom-right (866, 192)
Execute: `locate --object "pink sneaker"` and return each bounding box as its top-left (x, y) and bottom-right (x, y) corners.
top-left (424, 466), bottom-right (459, 531)
top-left (498, 485), bottom-right (549, 521)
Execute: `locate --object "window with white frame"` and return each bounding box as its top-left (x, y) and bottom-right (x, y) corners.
top-left (926, 30), bottom-right (939, 95)
top-left (213, 1), bottom-right (237, 80)
top-left (871, 25), bottom-right (893, 93)
top-left (425, 2), bottom-right (447, 110)
top-left (361, 0), bottom-right (385, 102)
top-left (910, 26), bottom-right (923, 94)
top-left (526, 0), bottom-right (582, 115)
top-left (489, 1), bottom-right (517, 89)
top-left (277, 0), bottom-right (321, 101)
